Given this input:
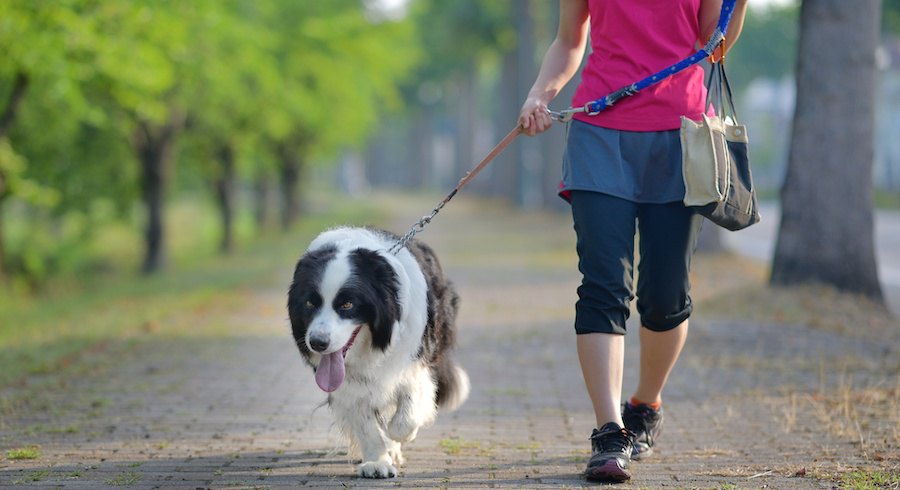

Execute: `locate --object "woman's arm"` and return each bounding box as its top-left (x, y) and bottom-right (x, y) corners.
top-left (699, 0), bottom-right (749, 54)
top-left (518, 0), bottom-right (590, 136)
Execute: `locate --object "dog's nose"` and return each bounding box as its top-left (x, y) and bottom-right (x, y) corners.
top-left (309, 336), bottom-right (329, 353)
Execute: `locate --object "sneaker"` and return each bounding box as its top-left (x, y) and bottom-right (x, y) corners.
top-left (622, 401), bottom-right (663, 460)
top-left (584, 422), bottom-right (633, 483)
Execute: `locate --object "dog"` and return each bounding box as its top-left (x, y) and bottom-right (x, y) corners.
top-left (287, 227), bottom-right (469, 478)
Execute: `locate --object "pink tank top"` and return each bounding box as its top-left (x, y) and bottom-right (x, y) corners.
top-left (572, 0), bottom-right (708, 131)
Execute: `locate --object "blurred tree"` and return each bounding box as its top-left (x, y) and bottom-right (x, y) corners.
top-left (87, 1), bottom-right (192, 274)
top-left (883, 1), bottom-right (900, 34)
top-left (390, 0), bottom-right (512, 191)
top-left (0, 0), bottom-right (101, 283)
top-left (176, 1), bottom-right (280, 253)
top-left (262, 0), bottom-right (419, 229)
top-left (0, 0), bottom-right (420, 285)
top-left (726, 4), bottom-right (799, 90)
top-left (771, 0), bottom-right (884, 301)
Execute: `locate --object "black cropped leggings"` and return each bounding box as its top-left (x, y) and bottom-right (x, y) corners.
top-left (570, 190), bottom-right (704, 335)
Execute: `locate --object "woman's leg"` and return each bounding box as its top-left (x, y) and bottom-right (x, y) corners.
top-left (632, 320), bottom-right (688, 404)
top-left (577, 332), bottom-right (625, 428)
top-left (569, 191), bottom-right (638, 426)
top-left (633, 202), bottom-right (703, 403)
top-left (570, 190), bottom-right (639, 482)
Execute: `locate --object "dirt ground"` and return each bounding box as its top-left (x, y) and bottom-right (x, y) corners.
top-left (1, 194), bottom-right (897, 489)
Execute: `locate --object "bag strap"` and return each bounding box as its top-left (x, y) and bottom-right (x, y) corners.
top-left (705, 58), bottom-right (739, 122)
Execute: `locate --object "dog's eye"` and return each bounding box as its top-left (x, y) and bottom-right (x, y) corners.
top-left (339, 302), bottom-right (354, 310)
top-left (304, 300), bottom-right (315, 309)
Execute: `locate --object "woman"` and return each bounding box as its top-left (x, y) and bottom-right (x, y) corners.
top-left (518, 0), bottom-right (748, 483)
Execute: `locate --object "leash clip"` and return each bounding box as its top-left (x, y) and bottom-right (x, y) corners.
top-left (547, 107), bottom-right (584, 123)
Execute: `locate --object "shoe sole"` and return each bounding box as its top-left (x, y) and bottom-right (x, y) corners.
top-left (584, 459), bottom-right (631, 483)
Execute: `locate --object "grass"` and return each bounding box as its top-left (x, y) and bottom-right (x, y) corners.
top-left (12, 469), bottom-right (50, 484)
top-left (874, 190), bottom-right (900, 210)
top-left (438, 437), bottom-right (481, 456)
top-left (692, 253), bottom-right (900, 484)
top-left (105, 471), bottom-right (142, 486)
top-left (0, 189), bottom-right (386, 389)
top-left (7, 445), bottom-right (41, 460)
top-left (839, 469), bottom-right (900, 489)
top-left (690, 250), bottom-right (900, 349)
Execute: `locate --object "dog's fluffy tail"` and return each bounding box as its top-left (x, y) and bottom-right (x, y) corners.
top-left (436, 363), bottom-right (470, 412)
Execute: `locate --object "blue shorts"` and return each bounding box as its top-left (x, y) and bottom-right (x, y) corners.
top-left (560, 121), bottom-right (685, 204)
top-left (570, 190), bottom-right (703, 335)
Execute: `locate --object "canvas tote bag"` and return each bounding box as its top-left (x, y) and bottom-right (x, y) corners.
top-left (680, 59), bottom-right (760, 231)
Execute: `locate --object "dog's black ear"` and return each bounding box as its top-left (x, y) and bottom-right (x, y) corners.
top-left (349, 248), bottom-right (401, 351)
top-left (287, 246), bottom-right (337, 356)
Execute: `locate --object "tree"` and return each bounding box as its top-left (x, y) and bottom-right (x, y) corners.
top-left (175, 1), bottom-right (278, 253)
top-left (770, 0), bottom-right (884, 301)
top-left (0, 0), bottom-right (421, 285)
top-left (0, 0), bottom-right (102, 283)
top-left (260, 0), bottom-right (419, 229)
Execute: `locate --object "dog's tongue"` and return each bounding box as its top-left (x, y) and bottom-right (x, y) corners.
top-left (315, 351), bottom-right (345, 392)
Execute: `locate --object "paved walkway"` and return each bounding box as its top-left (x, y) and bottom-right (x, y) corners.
top-left (1, 195), bottom-right (897, 488)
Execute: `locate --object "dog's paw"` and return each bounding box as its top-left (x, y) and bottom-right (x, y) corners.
top-left (387, 418), bottom-right (419, 443)
top-left (358, 458), bottom-right (397, 479)
top-left (388, 443), bottom-right (405, 467)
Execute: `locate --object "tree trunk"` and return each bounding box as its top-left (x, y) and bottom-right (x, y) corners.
top-left (491, 46), bottom-right (522, 202)
top-left (0, 74), bottom-right (30, 270)
top-left (0, 197), bottom-right (7, 281)
top-left (408, 109), bottom-right (434, 188)
top-left (515, 0), bottom-right (539, 208)
top-left (253, 174), bottom-right (274, 233)
top-left (0, 72), bottom-right (29, 140)
top-left (456, 64), bottom-right (478, 190)
top-left (278, 144), bottom-right (303, 230)
top-left (133, 115), bottom-right (182, 275)
top-left (215, 144), bottom-right (236, 254)
top-left (770, 0), bottom-right (883, 300)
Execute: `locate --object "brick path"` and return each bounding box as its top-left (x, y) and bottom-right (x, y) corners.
top-left (1, 196), bottom-right (896, 488)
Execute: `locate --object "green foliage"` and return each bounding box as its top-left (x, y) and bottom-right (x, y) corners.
top-left (262, 0), bottom-right (420, 155)
top-left (884, 2), bottom-right (900, 34)
top-left (727, 3), bottom-right (799, 87)
top-left (0, 140), bottom-right (58, 207)
top-left (0, 0), bottom-right (421, 285)
top-left (404, 0), bottom-right (513, 109)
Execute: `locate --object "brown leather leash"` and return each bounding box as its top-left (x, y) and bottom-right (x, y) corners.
top-left (388, 125), bottom-right (523, 254)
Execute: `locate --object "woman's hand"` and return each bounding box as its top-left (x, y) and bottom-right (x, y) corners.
top-left (518, 95), bottom-right (554, 136)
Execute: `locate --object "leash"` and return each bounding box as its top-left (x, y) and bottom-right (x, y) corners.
top-left (389, 0), bottom-right (738, 253)
top-left (388, 125), bottom-right (522, 254)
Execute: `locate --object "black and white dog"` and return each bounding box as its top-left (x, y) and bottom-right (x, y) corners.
top-left (287, 227), bottom-right (469, 478)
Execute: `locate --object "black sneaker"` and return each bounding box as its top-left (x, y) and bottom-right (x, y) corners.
top-left (584, 422), bottom-right (633, 483)
top-left (622, 402), bottom-right (663, 460)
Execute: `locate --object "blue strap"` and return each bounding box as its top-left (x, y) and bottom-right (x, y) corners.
top-left (552, 0), bottom-right (737, 121)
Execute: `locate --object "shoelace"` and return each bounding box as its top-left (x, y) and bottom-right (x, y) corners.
top-left (591, 427), bottom-right (634, 454)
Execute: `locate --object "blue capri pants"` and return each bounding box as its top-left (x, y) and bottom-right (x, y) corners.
top-left (569, 190), bottom-right (704, 335)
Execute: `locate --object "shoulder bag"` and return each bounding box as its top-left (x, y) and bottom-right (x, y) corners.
top-left (680, 59), bottom-right (760, 231)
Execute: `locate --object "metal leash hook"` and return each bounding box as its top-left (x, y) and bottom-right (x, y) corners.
top-left (548, 107), bottom-right (582, 123)
top-left (387, 206), bottom-right (441, 255)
